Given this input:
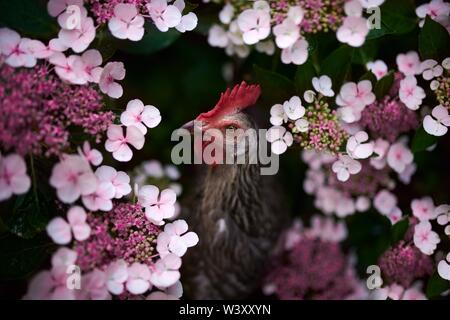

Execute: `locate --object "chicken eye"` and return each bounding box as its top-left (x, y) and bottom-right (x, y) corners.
top-left (226, 125), bottom-right (237, 130)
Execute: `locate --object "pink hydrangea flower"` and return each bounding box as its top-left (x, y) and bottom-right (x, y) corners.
top-left (399, 76), bottom-right (426, 110)
top-left (411, 197), bottom-right (437, 221)
top-left (346, 131), bottom-right (374, 159)
top-left (58, 16), bottom-right (96, 53)
top-left (331, 155), bottom-right (362, 182)
top-left (150, 254), bottom-right (181, 288)
top-left (138, 185), bottom-right (177, 225)
top-left (416, 0), bottom-right (450, 29)
top-left (281, 38), bottom-right (309, 65)
top-left (47, 0), bottom-right (83, 17)
top-left (147, 0), bottom-right (182, 32)
top-left (387, 141), bottom-right (414, 174)
top-left (0, 153), bottom-right (31, 201)
top-left (49, 154), bottom-right (97, 203)
top-left (82, 180), bottom-right (115, 212)
top-left (414, 220), bottom-right (440, 255)
top-left (273, 18), bottom-right (300, 49)
top-left (336, 16), bottom-right (369, 47)
top-left (337, 80), bottom-right (376, 112)
top-left (57, 4), bottom-right (86, 30)
top-left (105, 124), bottom-right (144, 162)
top-left (0, 28), bottom-right (37, 68)
top-left (49, 52), bottom-right (86, 84)
top-left (78, 141), bottom-right (103, 166)
top-left (423, 105), bottom-right (450, 136)
top-left (79, 49), bottom-right (103, 83)
top-left (46, 206), bottom-right (91, 244)
top-left (80, 269), bottom-right (111, 300)
top-left (237, 8), bottom-right (271, 45)
top-left (156, 220), bottom-right (199, 257)
top-left (396, 51), bottom-right (421, 76)
top-left (373, 189), bottom-right (397, 216)
top-left (126, 262), bottom-right (152, 295)
top-left (367, 60), bottom-right (388, 80)
top-left (437, 252), bottom-right (450, 281)
top-left (120, 99), bottom-right (162, 135)
top-left (312, 75), bottom-right (334, 97)
top-left (95, 165), bottom-right (131, 199)
top-left (175, 1), bottom-right (198, 34)
top-left (266, 126), bottom-right (293, 155)
top-left (105, 260), bottom-right (128, 295)
top-left (99, 62), bottom-right (126, 99)
top-left (108, 3), bottom-right (145, 41)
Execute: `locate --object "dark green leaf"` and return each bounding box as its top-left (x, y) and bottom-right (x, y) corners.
top-left (411, 126), bottom-right (439, 153)
top-left (366, 0), bottom-right (417, 39)
top-left (118, 23), bottom-right (181, 55)
top-left (0, 0), bottom-right (58, 39)
top-left (352, 40), bottom-right (378, 65)
top-left (321, 45), bottom-right (354, 91)
top-left (92, 28), bottom-right (118, 62)
top-left (426, 272), bottom-right (450, 299)
top-left (5, 189), bottom-right (51, 239)
top-left (419, 16), bottom-right (450, 61)
top-left (391, 218), bottom-right (409, 244)
top-left (253, 64), bottom-right (296, 106)
top-left (374, 71), bottom-right (394, 99)
top-left (0, 233), bottom-right (54, 280)
top-left (294, 59), bottom-right (316, 94)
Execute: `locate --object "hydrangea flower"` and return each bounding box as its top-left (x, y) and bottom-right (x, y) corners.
top-left (413, 220), bottom-right (440, 255)
top-left (396, 51), bottom-right (421, 76)
top-left (266, 126), bottom-right (294, 155)
top-left (437, 252), bottom-right (450, 281)
top-left (105, 125), bottom-right (145, 162)
top-left (373, 189), bottom-right (397, 216)
top-left (58, 16), bottom-right (96, 53)
top-left (149, 254), bottom-right (181, 288)
top-left (416, 0), bottom-right (450, 29)
top-left (411, 197), bottom-right (437, 221)
top-left (283, 96), bottom-right (305, 121)
top-left (399, 76), bottom-right (426, 110)
top-left (280, 38), bottom-right (308, 65)
top-left (387, 141), bottom-right (414, 174)
top-left (0, 153), bottom-right (31, 202)
top-left (49, 154), bottom-right (97, 203)
top-left (366, 60), bottom-right (388, 80)
top-left (95, 165), bottom-right (131, 199)
top-left (346, 131), bottom-right (374, 159)
top-left (78, 141), bottom-right (103, 167)
top-left (421, 59), bottom-right (444, 80)
top-left (46, 206), bottom-right (91, 245)
top-left (99, 62), bottom-right (126, 99)
top-left (273, 18), bottom-right (300, 49)
top-left (0, 28), bottom-right (37, 68)
top-left (126, 262), bottom-right (152, 295)
top-left (147, 0), bottom-right (182, 32)
top-left (423, 105), bottom-right (450, 136)
top-left (331, 155), bottom-right (362, 182)
top-left (156, 220), bottom-right (199, 258)
top-left (47, 0), bottom-right (83, 17)
top-left (312, 75), bottom-right (334, 97)
top-left (105, 260), bottom-right (128, 295)
top-left (237, 8), bottom-right (271, 45)
top-left (336, 16), bottom-right (369, 47)
top-left (108, 3), bottom-right (145, 41)
top-left (120, 99), bottom-right (162, 135)
top-left (138, 185), bottom-right (177, 225)
top-left (336, 80), bottom-right (375, 122)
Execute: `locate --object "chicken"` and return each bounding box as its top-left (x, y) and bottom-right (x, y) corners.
top-left (179, 82), bottom-right (288, 299)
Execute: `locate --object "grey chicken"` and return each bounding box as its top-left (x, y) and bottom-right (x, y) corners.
top-left (180, 82), bottom-right (288, 299)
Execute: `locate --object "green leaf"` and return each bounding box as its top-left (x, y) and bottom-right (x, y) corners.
top-left (390, 218), bottom-right (409, 244)
top-left (411, 126), bottom-right (439, 153)
top-left (5, 189), bottom-right (51, 239)
top-left (321, 45), bottom-right (354, 91)
top-left (92, 28), bottom-right (118, 62)
top-left (118, 23), bottom-right (181, 55)
top-left (0, 0), bottom-right (58, 39)
top-left (294, 59), bottom-right (316, 94)
top-left (426, 272), bottom-right (450, 299)
top-left (419, 16), bottom-right (450, 61)
top-left (374, 71), bottom-right (394, 100)
top-left (0, 233), bottom-right (54, 280)
top-left (366, 0), bottom-right (417, 39)
top-left (253, 65), bottom-right (296, 106)
top-left (352, 40), bottom-right (378, 65)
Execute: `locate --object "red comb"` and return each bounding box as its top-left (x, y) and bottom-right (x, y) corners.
top-left (197, 81), bottom-right (261, 121)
